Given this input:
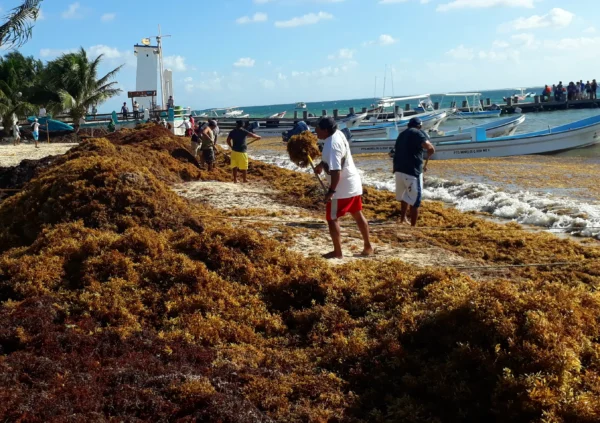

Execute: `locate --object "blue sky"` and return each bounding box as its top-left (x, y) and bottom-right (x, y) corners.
top-left (3, 0), bottom-right (600, 111)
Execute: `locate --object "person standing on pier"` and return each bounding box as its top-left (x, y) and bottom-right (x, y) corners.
top-left (133, 101), bottom-right (140, 120)
top-left (393, 117), bottom-right (435, 227)
top-left (167, 96), bottom-right (174, 109)
top-left (313, 116), bottom-right (373, 259)
top-left (121, 102), bottom-right (129, 120)
top-left (592, 79), bottom-right (598, 100)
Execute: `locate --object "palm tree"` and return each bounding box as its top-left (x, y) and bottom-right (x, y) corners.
top-left (45, 48), bottom-right (122, 131)
top-left (0, 0), bottom-right (43, 49)
top-left (0, 52), bottom-right (40, 134)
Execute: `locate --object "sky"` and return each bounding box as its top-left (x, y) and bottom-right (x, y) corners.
top-left (2, 0), bottom-right (600, 111)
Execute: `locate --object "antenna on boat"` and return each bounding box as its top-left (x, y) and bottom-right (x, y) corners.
top-left (382, 64), bottom-right (387, 98)
top-left (153, 25), bottom-right (171, 108)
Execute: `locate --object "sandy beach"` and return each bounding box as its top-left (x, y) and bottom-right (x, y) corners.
top-left (0, 142), bottom-right (77, 167)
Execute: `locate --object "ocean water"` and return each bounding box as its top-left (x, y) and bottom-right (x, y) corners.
top-left (246, 107), bottom-right (600, 240)
top-left (195, 88), bottom-right (544, 119)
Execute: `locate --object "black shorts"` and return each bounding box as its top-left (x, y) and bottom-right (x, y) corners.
top-left (202, 148), bottom-right (215, 164)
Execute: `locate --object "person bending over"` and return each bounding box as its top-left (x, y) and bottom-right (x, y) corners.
top-left (393, 117), bottom-right (435, 227)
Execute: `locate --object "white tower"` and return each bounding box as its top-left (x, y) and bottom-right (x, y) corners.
top-left (134, 43), bottom-right (159, 110)
top-left (163, 69), bottom-right (173, 105)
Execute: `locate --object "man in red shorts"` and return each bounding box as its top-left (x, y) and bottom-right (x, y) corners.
top-left (314, 117), bottom-right (373, 259)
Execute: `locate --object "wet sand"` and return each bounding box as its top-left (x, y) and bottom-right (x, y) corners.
top-left (0, 142), bottom-right (77, 167)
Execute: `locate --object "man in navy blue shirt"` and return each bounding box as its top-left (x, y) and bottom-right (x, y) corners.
top-left (393, 117), bottom-right (435, 226)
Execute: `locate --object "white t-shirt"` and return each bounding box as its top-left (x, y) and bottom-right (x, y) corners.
top-left (32, 122), bottom-right (40, 132)
top-left (39, 108), bottom-right (46, 117)
top-left (183, 120), bottom-right (191, 129)
top-left (321, 130), bottom-right (362, 200)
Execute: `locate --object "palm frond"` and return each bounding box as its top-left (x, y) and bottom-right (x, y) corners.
top-left (0, 0), bottom-right (44, 49)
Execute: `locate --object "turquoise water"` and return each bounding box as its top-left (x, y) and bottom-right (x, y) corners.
top-left (194, 88), bottom-right (544, 118)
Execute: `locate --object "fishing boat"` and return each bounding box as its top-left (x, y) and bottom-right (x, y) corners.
top-left (363, 94), bottom-right (438, 125)
top-left (268, 111), bottom-right (287, 119)
top-left (445, 93), bottom-right (501, 119)
top-left (26, 116), bottom-right (74, 132)
top-left (431, 114), bottom-right (600, 160)
top-left (503, 88), bottom-right (535, 102)
top-left (344, 115), bottom-right (526, 155)
top-left (352, 110), bottom-right (448, 139)
top-left (295, 102), bottom-right (307, 109)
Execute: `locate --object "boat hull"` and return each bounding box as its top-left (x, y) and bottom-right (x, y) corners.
top-left (432, 118), bottom-right (600, 160)
top-left (351, 111), bottom-right (448, 140)
top-left (450, 110), bottom-right (501, 119)
top-left (348, 115), bottom-right (524, 155)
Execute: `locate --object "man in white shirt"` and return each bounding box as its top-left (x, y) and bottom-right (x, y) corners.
top-left (12, 123), bottom-right (21, 146)
top-left (314, 117), bottom-right (373, 259)
top-left (38, 106), bottom-right (47, 117)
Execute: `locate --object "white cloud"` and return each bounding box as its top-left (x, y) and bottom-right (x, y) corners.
top-left (492, 40), bottom-right (510, 48)
top-left (445, 44), bottom-right (475, 60)
top-left (437, 0), bottom-right (536, 12)
top-left (584, 26), bottom-right (596, 34)
top-left (37, 9), bottom-right (45, 20)
top-left (548, 36), bottom-right (600, 50)
top-left (328, 48), bottom-right (355, 60)
top-left (61, 2), bottom-right (82, 19)
top-left (40, 48), bottom-right (76, 58)
top-left (184, 77), bottom-right (193, 82)
top-left (236, 12), bottom-right (268, 24)
top-left (499, 8), bottom-right (574, 32)
top-left (363, 34), bottom-right (397, 46)
top-left (290, 61), bottom-right (356, 79)
top-left (88, 45), bottom-right (123, 59)
top-left (260, 79), bottom-right (276, 89)
top-left (511, 33), bottom-right (538, 48)
top-left (101, 13), bottom-right (116, 22)
top-left (277, 73), bottom-right (287, 80)
top-left (275, 12), bottom-right (333, 28)
top-left (234, 57), bottom-right (256, 67)
top-left (164, 55), bottom-right (188, 71)
top-left (379, 0), bottom-right (409, 3)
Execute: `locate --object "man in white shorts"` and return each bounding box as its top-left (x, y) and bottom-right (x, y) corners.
top-left (393, 117), bottom-right (435, 226)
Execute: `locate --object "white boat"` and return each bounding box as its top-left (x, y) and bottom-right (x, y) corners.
top-left (223, 107), bottom-right (249, 118)
top-left (503, 88), bottom-right (535, 102)
top-left (341, 112), bottom-right (367, 129)
top-left (345, 115), bottom-right (526, 155)
top-left (445, 92), bottom-right (501, 119)
top-left (352, 110), bottom-right (448, 139)
top-left (268, 111), bottom-right (287, 119)
top-left (295, 102), bottom-right (307, 109)
top-left (431, 114), bottom-right (600, 160)
top-left (364, 94), bottom-right (437, 125)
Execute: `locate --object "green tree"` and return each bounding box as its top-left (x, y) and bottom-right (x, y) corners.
top-left (0, 52), bottom-right (41, 134)
top-left (45, 48), bottom-right (122, 131)
top-left (0, 0), bottom-right (43, 49)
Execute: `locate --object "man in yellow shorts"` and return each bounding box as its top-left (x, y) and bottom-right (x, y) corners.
top-left (226, 120), bottom-right (261, 183)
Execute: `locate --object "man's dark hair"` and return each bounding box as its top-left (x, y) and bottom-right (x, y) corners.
top-left (236, 120), bottom-right (243, 128)
top-left (208, 120), bottom-right (217, 128)
top-left (317, 117), bottom-right (337, 135)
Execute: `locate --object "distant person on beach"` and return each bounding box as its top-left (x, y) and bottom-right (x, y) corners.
top-left (190, 130), bottom-right (200, 159)
top-left (585, 81), bottom-right (591, 99)
top-left (592, 79), bottom-right (598, 99)
top-left (121, 102), bottom-right (128, 120)
top-left (133, 101), bottom-right (139, 119)
top-left (313, 116), bottom-right (373, 259)
top-left (227, 120), bottom-right (261, 183)
top-left (12, 123), bottom-right (21, 146)
top-left (92, 104), bottom-right (98, 120)
top-left (189, 114), bottom-right (195, 130)
top-left (199, 120), bottom-right (218, 171)
top-left (167, 96), bottom-right (174, 109)
top-left (393, 117), bottom-right (435, 227)
top-left (180, 118), bottom-right (192, 136)
top-left (31, 118), bottom-right (40, 149)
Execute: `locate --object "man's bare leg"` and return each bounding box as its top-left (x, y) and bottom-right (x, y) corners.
top-left (399, 201), bottom-right (410, 225)
top-left (241, 170), bottom-right (248, 183)
top-left (233, 168), bottom-right (238, 183)
top-left (351, 211), bottom-right (374, 256)
top-left (410, 206), bottom-right (420, 227)
top-left (323, 219), bottom-right (343, 259)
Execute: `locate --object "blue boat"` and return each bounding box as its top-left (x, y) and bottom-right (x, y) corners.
top-left (27, 116), bottom-right (74, 132)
